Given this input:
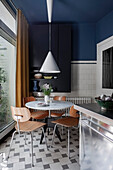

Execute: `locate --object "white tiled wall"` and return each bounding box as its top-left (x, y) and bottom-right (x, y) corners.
top-left (71, 63), bottom-right (96, 98)
top-left (34, 62), bottom-right (97, 100)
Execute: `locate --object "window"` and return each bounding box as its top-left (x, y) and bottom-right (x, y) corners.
top-left (0, 1), bottom-right (16, 33)
top-left (0, 1), bottom-right (16, 133)
top-left (102, 47), bottom-right (113, 89)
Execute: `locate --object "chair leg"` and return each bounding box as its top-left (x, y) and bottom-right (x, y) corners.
top-left (68, 128), bottom-right (70, 159)
top-left (48, 128), bottom-right (50, 135)
top-left (62, 126), bottom-right (63, 135)
top-left (52, 124), bottom-right (57, 145)
top-left (31, 132), bottom-right (34, 167)
top-left (82, 125), bottom-right (86, 159)
top-left (6, 130), bottom-right (17, 160)
top-left (25, 133), bottom-right (27, 145)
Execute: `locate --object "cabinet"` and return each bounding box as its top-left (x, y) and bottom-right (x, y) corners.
top-left (29, 23), bottom-right (71, 93)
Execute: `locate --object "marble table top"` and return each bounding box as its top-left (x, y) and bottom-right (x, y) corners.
top-left (25, 100), bottom-right (73, 111)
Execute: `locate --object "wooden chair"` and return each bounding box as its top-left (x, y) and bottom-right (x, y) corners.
top-left (51, 96), bottom-right (66, 117)
top-left (23, 96), bottom-right (49, 119)
top-left (6, 106), bottom-right (47, 167)
top-left (52, 105), bottom-right (79, 158)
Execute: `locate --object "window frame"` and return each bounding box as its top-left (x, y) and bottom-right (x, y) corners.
top-left (1, 0), bottom-right (16, 19)
top-left (0, 19), bottom-right (16, 46)
top-left (0, 0), bottom-right (17, 136)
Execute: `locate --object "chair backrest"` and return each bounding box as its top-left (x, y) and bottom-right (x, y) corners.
top-left (53, 96), bottom-right (66, 101)
top-left (69, 105), bottom-right (79, 118)
top-left (11, 106), bottom-right (31, 122)
top-left (23, 96), bottom-right (36, 106)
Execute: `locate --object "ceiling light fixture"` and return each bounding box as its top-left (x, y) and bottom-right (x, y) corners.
top-left (40, 0), bottom-right (60, 73)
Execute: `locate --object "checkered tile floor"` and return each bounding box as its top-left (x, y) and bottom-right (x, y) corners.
top-left (0, 127), bottom-right (79, 170)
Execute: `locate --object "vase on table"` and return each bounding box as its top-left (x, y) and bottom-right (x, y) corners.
top-left (44, 95), bottom-right (50, 104)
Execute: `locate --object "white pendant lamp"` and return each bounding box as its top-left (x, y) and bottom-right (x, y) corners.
top-left (40, 0), bottom-right (60, 73)
top-left (40, 51), bottom-right (60, 73)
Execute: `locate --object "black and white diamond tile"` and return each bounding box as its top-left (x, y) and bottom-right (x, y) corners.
top-left (0, 127), bottom-right (79, 170)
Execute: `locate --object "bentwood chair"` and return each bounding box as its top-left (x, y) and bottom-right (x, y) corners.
top-left (23, 96), bottom-right (49, 119)
top-left (52, 105), bottom-right (79, 158)
top-left (7, 106), bottom-right (47, 167)
top-left (51, 96), bottom-right (66, 117)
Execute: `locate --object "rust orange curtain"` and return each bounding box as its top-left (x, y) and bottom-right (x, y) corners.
top-left (16, 9), bottom-right (29, 107)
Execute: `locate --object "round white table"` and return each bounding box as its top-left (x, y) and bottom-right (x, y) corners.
top-left (25, 100), bottom-right (73, 143)
top-left (25, 100), bottom-right (73, 117)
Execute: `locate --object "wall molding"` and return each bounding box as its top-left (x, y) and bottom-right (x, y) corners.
top-left (71, 61), bottom-right (97, 64)
top-left (97, 36), bottom-right (113, 47)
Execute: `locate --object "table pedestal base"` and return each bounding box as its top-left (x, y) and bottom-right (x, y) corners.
top-left (40, 117), bottom-right (62, 144)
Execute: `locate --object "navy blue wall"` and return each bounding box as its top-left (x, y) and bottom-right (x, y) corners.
top-left (72, 9), bottom-right (113, 61)
top-left (96, 10), bottom-right (113, 43)
top-left (72, 23), bottom-right (96, 61)
top-left (28, 10), bottom-right (113, 61)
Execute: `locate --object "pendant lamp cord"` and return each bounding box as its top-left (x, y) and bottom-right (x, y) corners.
top-left (49, 23), bottom-right (51, 51)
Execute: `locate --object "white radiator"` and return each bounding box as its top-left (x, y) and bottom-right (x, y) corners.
top-left (65, 97), bottom-right (92, 115)
top-left (36, 96), bottom-right (92, 104)
top-left (66, 97), bottom-right (92, 104)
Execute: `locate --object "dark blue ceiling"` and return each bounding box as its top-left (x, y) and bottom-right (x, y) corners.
top-left (11, 0), bottom-right (113, 24)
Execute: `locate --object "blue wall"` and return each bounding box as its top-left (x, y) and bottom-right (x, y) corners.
top-left (72, 9), bottom-right (113, 61)
top-left (96, 10), bottom-right (113, 43)
top-left (72, 23), bottom-right (96, 61)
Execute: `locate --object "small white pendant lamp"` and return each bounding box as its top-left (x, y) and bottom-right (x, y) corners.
top-left (40, 51), bottom-right (60, 73)
top-left (40, 0), bottom-right (60, 73)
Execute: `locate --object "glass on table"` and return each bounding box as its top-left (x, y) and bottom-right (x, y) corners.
top-left (50, 98), bottom-right (53, 105)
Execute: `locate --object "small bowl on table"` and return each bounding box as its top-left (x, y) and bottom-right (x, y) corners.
top-left (95, 97), bottom-right (113, 110)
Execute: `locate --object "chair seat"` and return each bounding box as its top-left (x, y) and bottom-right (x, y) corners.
top-left (15, 121), bottom-right (46, 132)
top-left (31, 110), bottom-right (49, 119)
top-left (52, 117), bottom-right (79, 127)
top-left (51, 111), bottom-right (65, 117)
